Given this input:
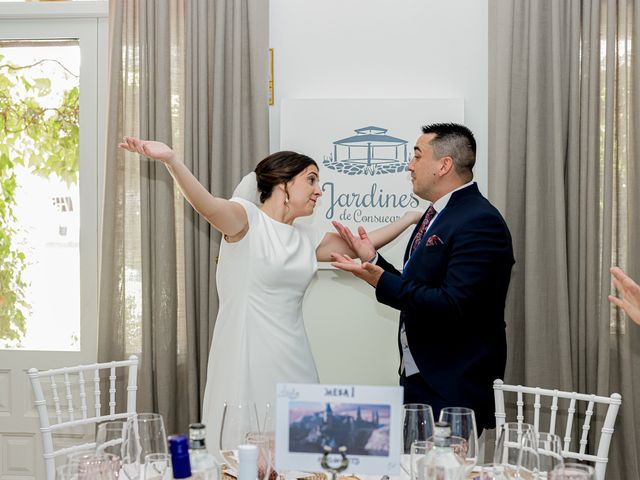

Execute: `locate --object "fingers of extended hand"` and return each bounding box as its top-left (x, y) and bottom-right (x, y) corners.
top-left (118, 136), bottom-right (134, 151)
top-left (610, 267), bottom-right (629, 284)
top-left (611, 276), bottom-right (622, 294)
top-left (611, 267), bottom-right (640, 298)
top-left (357, 226), bottom-right (369, 240)
top-left (331, 260), bottom-right (361, 273)
top-left (623, 276), bottom-right (640, 295)
top-left (608, 294), bottom-right (624, 309)
top-left (123, 136), bottom-right (138, 155)
top-left (331, 221), bottom-right (345, 235)
top-left (333, 221), bottom-right (356, 243)
top-left (330, 252), bottom-right (364, 273)
top-left (133, 138), bottom-right (147, 156)
top-left (119, 136), bottom-right (153, 158)
top-left (330, 252), bottom-right (346, 262)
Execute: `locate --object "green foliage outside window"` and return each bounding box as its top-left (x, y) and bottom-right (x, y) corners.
top-left (0, 54), bottom-right (79, 344)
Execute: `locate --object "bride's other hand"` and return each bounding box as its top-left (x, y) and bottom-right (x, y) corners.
top-left (118, 136), bottom-right (177, 165)
top-left (403, 210), bottom-right (423, 224)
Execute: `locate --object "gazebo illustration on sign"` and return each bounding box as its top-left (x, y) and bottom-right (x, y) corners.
top-left (323, 126), bottom-right (410, 176)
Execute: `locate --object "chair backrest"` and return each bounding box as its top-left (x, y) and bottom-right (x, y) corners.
top-left (493, 379), bottom-right (621, 480)
top-left (28, 355), bottom-right (138, 480)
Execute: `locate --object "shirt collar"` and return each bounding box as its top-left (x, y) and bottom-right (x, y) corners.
top-left (431, 180), bottom-right (475, 213)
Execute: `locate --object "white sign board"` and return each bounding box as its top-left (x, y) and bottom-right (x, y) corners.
top-left (281, 99), bottom-right (464, 267)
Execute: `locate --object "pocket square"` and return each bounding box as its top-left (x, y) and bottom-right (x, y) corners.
top-left (425, 234), bottom-right (444, 247)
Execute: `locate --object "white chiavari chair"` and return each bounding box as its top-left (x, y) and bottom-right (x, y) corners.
top-left (493, 379), bottom-right (621, 480)
top-left (28, 355), bottom-right (138, 480)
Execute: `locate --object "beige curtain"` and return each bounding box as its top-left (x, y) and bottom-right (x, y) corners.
top-left (99, 0), bottom-right (269, 435)
top-left (489, 0), bottom-right (640, 478)
top-left (182, 0), bottom-right (269, 419)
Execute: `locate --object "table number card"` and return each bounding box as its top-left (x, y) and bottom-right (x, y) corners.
top-left (275, 383), bottom-right (403, 475)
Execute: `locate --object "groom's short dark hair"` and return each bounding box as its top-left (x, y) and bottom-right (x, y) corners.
top-left (422, 123), bottom-right (476, 177)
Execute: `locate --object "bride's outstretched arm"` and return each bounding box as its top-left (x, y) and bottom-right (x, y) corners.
top-left (367, 210), bottom-right (422, 249)
top-left (315, 211), bottom-right (421, 262)
top-left (119, 136), bottom-right (248, 238)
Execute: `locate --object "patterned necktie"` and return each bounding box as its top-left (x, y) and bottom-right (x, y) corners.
top-left (409, 205), bottom-right (437, 256)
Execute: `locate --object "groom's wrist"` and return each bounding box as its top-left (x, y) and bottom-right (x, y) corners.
top-left (366, 252), bottom-right (379, 264)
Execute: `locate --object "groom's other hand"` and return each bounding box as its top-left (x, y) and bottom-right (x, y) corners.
top-left (330, 252), bottom-right (383, 287)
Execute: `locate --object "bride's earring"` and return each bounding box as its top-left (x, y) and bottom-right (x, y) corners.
top-left (284, 194), bottom-right (289, 205)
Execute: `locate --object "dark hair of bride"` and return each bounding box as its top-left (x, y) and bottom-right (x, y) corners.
top-left (254, 151), bottom-right (318, 203)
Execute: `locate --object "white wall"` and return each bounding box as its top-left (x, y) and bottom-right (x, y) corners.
top-left (269, 0), bottom-right (488, 386)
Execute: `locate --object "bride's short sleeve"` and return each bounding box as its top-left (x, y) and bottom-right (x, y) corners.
top-left (229, 197), bottom-right (259, 225)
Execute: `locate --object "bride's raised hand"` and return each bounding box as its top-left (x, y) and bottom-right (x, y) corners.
top-left (118, 136), bottom-right (177, 165)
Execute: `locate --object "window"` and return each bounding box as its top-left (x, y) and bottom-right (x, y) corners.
top-left (0, 2), bottom-right (106, 352)
top-left (1, 38), bottom-right (82, 349)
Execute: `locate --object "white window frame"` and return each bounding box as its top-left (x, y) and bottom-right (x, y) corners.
top-left (0, 1), bottom-right (107, 362)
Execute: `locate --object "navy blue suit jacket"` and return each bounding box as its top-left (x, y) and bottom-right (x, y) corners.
top-left (376, 183), bottom-right (514, 430)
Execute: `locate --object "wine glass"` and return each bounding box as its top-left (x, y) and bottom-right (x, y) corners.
top-left (260, 403), bottom-right (278, 480)
top-left (96, 420), bottom-right (128, 456)
top-left (516, 429), bottom-right (540, 479)
top-left (438, 407), bottom-right (479, 473)
top-left (144, 453), bottom-right (172, 480)
top-left (260, 402), bottom-right (273, 434)
top-left (493, 422), bottom-right (535, 464)
top-left (549, 463), bottom-right (596, 480)
top-left (219, 402), bottom-right (261, 471)
top-left (128, 413), bottom-right (168, 455)
top-left (410, 440), bottom-right (432, 480)
top-left (58, 453), bottom-right (119, 479)
top-left (493, 422), bottom-right (536, 478)
top-left (479, 463), bottom-right (509, 480)
top-left (123, 413), bottom-right (167, 479)
top-left (401, 404), bottom-right (435, 477)
top-left (247, 432), bottom-right (273, 480)
top-left (536, 432), bottom-right (564, 476)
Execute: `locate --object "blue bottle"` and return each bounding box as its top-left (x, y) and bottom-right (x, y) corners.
top-left (169, 434), bottom-right (193, 479)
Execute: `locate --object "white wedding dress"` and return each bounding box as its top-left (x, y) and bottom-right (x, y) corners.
top-left (201, 197), bottom-right (322, 453)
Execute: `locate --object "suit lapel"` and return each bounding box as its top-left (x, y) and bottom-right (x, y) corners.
top-left (403, 184), bottom-right (481, 264)
top-left (404, 210), bottom-right (428, 264)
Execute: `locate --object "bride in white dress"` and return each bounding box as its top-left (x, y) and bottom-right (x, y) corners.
top-left (119, 137), bottom-right (420, 453)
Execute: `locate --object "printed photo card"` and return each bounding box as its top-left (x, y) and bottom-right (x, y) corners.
top-left (275, 383), bottom-right (403, 475)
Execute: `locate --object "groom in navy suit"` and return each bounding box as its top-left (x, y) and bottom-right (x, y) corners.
top-left (332, 123), bottom-right (514, 431)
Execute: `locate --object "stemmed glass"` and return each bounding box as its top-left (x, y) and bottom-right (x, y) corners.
top-left (123, 413), bottom-right (168, 479)
top-left (58, 453), bottom-right (119, 479)
top-left (144, 453), bottom-right (172, 480)
top-left (259, 402), bottom-right (273, 434)
top-left (409, 440), bottom-right (431, 480)
top-left (516, 430), bottom-right (540, 479)
top-left (549, 463), bottom-right (596, 480)
top-left (95, 418), bottom-right (140, 479)
top-left (536, 432), bottom-right (564, 477)
top-left (401, 404), bottom-right (435, 477)
top-left (479, 463), bottom-right (509, 480)
top-left (247, 432), bottom-right (274, 480)
top-left (493, 422), bottom-right (537, 478)
top-left (438, 407), bottom-right (479, 473)
top-left (96, 420), bottom-right (129, 457)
